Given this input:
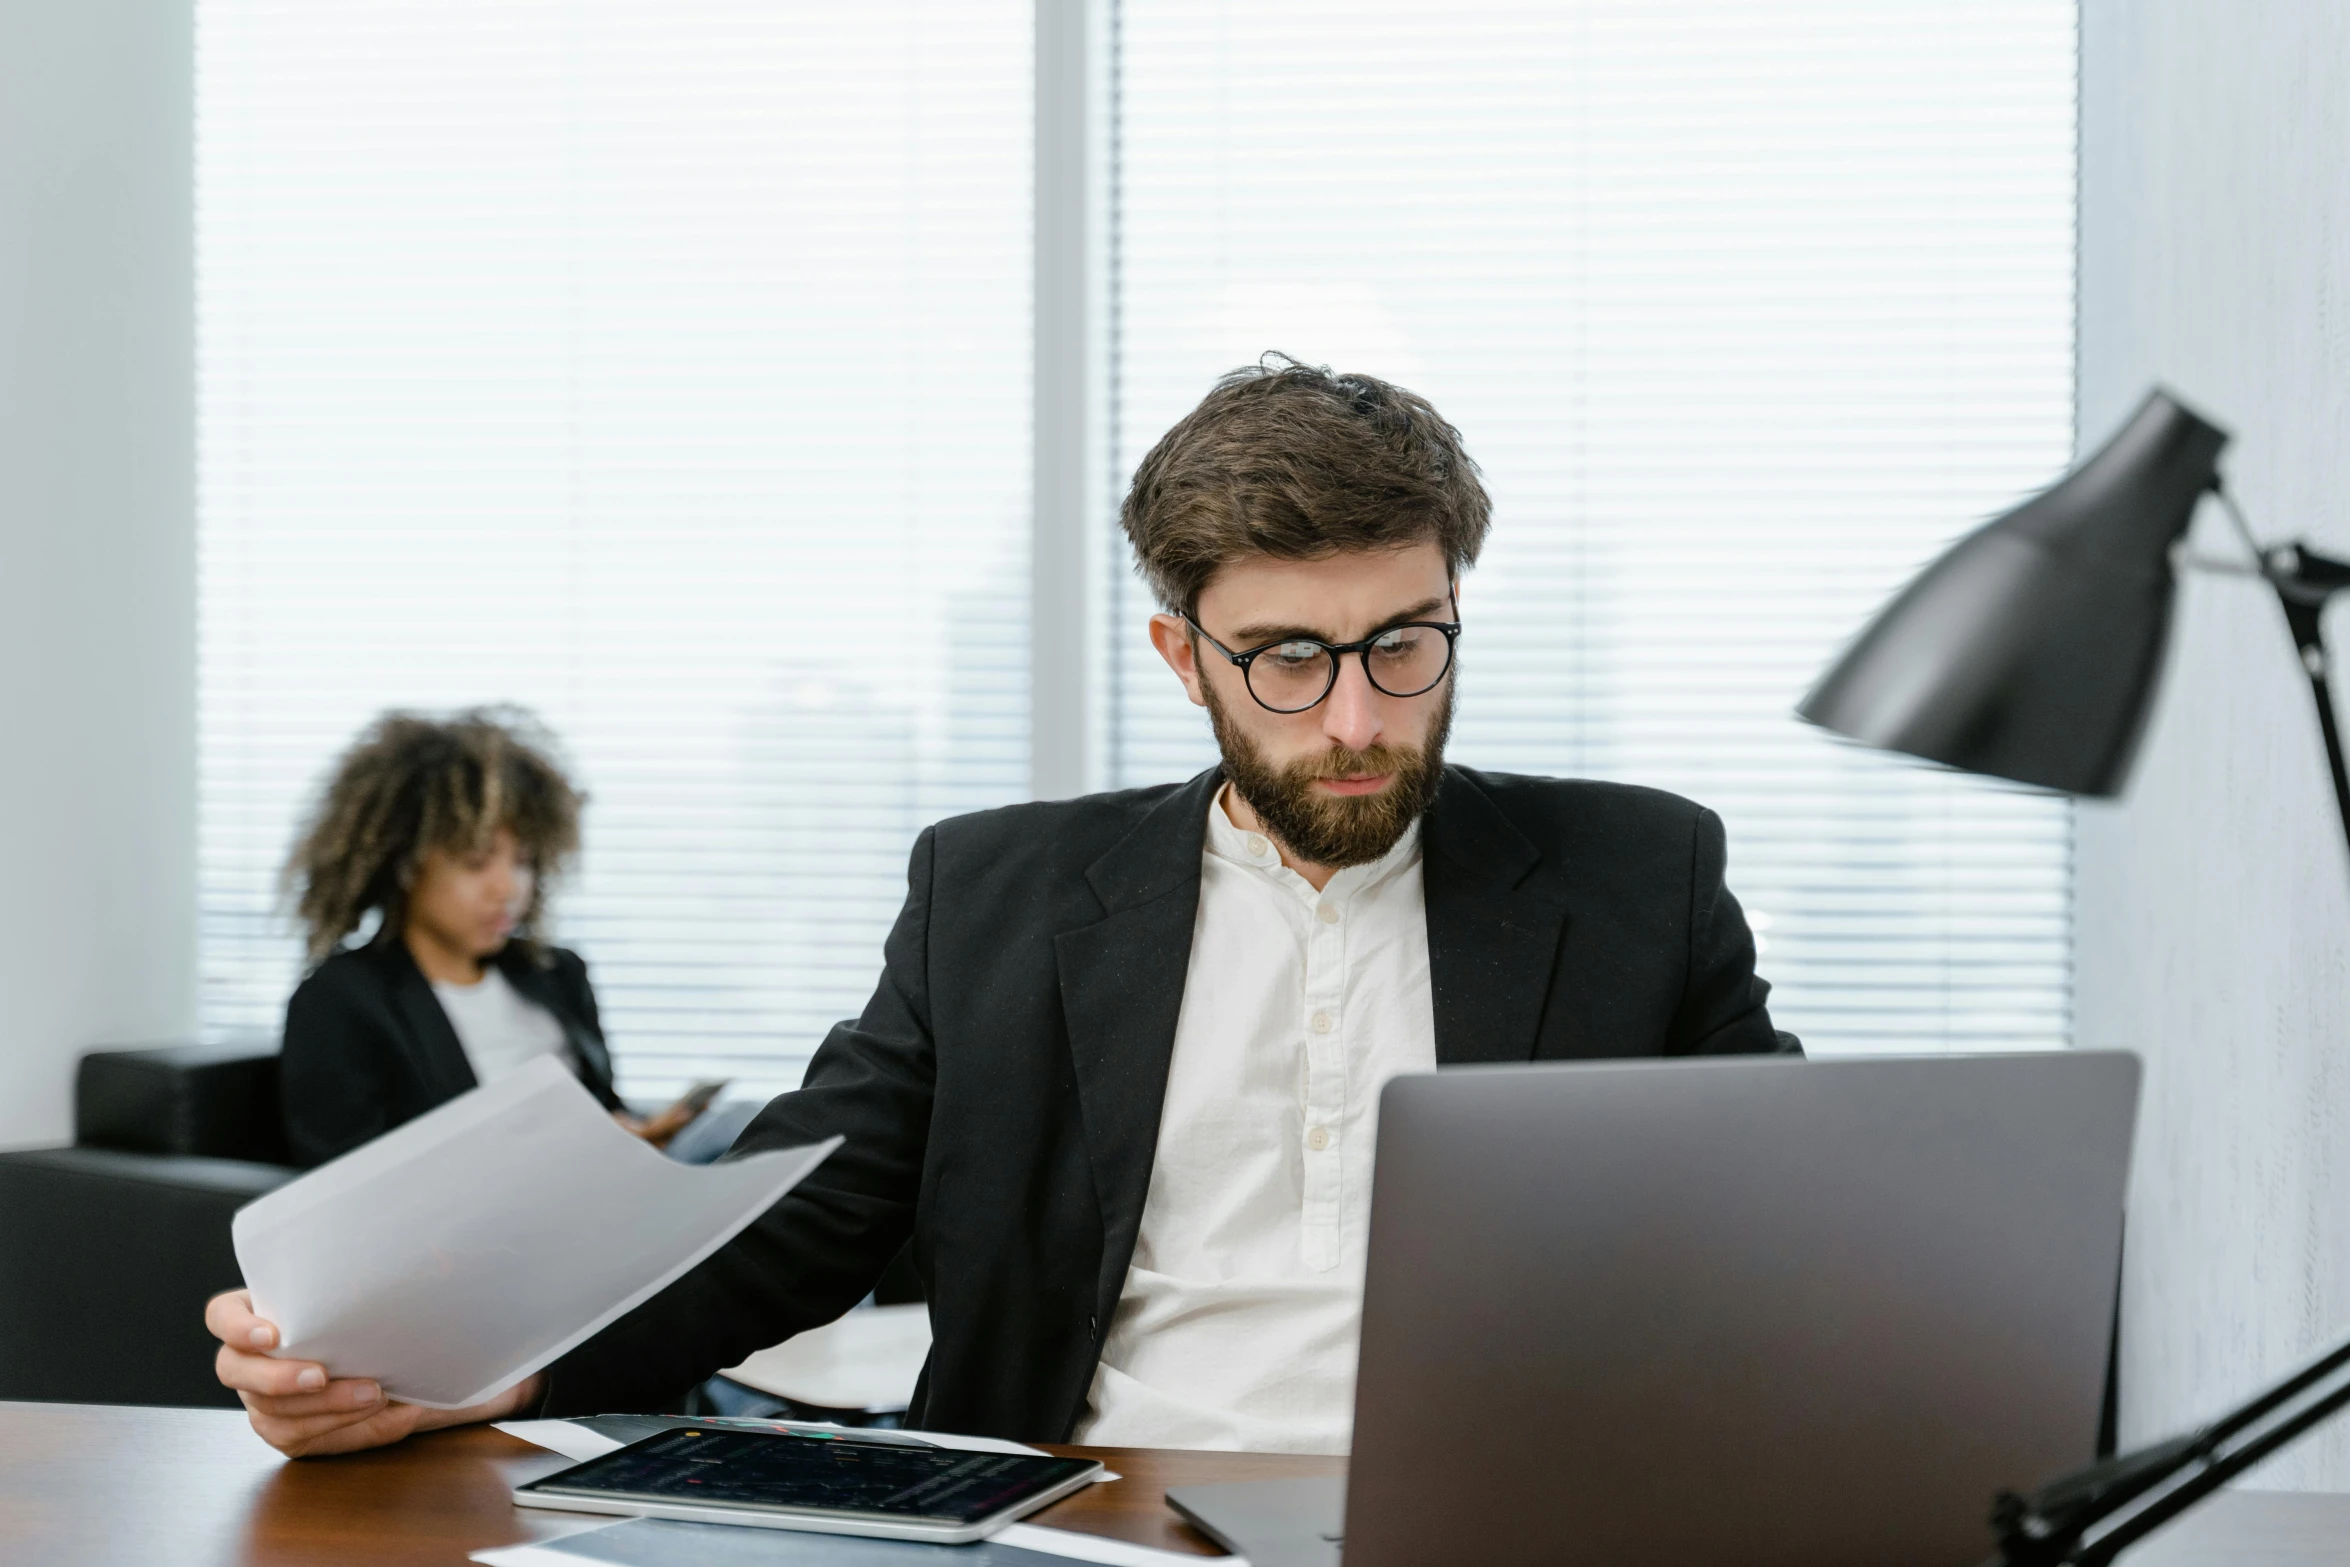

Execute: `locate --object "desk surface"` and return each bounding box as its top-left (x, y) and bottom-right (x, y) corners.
top-left (11, 1399), bottom-right (2350, 1566)
top-left (0, 1400), bottom-right (1337, 1565)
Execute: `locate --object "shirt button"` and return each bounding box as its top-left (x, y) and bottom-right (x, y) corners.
top-left (1317, 903), bottom-right (1341, 925)
top-left (1245, 833), bottom-right (1270, 858)
top-left (1311, 1010), bottom-right (1334, 1035)
top-left (1306, 1125), bottom-right (1331, 1152)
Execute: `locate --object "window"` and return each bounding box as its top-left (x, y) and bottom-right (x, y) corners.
top-left (1108, 0), bottom-right (2078, 1052)
top-left (199, 2), bottom-right (2078, 1088)
top-left (196, 2), bottom-right (1031, 1099)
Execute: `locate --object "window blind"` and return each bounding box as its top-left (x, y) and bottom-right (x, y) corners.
top-left (1108, 0), bottom-right (2078, 1051)
top-left (196, 2), bottom-right (1031, 1101)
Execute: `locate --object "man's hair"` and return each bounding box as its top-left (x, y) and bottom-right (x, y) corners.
top-left (1120, 353), bottom-right (1491, 614)
top-left (284, 706), bottom-right (582, 966)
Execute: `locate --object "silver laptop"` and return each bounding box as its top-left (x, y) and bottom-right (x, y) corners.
top-left (1168, 1052), bottom-right (2138, 1567)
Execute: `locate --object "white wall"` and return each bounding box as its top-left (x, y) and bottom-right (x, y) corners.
top-left (2078, 0), bottom-right (2350, 1486)
top-left (0, 0), bottom-right (196, 1148)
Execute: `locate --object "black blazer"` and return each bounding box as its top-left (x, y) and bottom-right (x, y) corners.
top-left (280, 939), bottom-right (626, 1168)
top-left (543, 765), bottom-right (1794, 1438)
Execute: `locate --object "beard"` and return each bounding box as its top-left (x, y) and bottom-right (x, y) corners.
top-left (1204, 675), bottom-right (1455, 870)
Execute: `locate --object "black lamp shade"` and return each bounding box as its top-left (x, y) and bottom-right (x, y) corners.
top-left (1797, 389), bottom-right (2230, 797)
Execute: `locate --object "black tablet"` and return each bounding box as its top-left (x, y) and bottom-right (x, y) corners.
top-left (512, 1427), bottom-right (1103, 1544)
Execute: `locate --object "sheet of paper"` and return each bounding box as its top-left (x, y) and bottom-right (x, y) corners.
top-left (236, 1055), bottom-right (837, 1409)
top-left (990, 1525), bottom-right (1221, 1565)
top-left (496, 1419), bottom-right (629, 1463)
top-left (473, 1518), bottom-right (1224, 1566)
top-left (722, 1301), bottom-right (929, 1411)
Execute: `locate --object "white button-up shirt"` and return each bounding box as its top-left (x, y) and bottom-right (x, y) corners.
top-left (1073, 786), bottom-right (1438, 1454)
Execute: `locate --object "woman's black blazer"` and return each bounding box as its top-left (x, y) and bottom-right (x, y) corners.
top-left (279, 939), bottom-right (626, 1168)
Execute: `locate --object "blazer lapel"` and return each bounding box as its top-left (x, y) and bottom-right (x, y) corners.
top-left (1423, 767), bottom-right (1571, 1065)
top-left (380, 940), bottom-right (480, 1100)
top-left (1057, 767), bottom-right (1221, 1319)
top-left (501, 949), bottom-right (619, 1103)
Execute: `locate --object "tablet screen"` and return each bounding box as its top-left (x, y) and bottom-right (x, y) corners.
top-left (521, 1429), bottom-right (1096, 1526)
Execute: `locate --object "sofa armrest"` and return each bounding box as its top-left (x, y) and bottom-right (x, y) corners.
top-left (76, 1040), bottom-right (287, 1165)
top-left (0, 1146), bottom-right (295, 1407)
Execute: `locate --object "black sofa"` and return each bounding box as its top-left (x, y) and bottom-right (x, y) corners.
top-left (0, 1043), bottom-right (923, 1416)
top-left (0, 1042), bottom-right (295, 1407)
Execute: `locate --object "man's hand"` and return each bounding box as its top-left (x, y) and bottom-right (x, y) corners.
top-left (207, 1289), bottom-right (543, 1457)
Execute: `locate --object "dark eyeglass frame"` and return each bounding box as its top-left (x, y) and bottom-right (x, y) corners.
top-left (1182, 593), bottom-right (1462, 714)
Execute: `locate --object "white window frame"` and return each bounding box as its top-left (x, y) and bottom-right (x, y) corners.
top-left (1028, 0), bottom-right (1117, 799)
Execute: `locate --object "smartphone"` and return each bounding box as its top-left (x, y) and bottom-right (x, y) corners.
top-left (665, 1078), bottom-right (729, 1122)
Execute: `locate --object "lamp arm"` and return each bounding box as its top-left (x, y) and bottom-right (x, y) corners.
top-left (2275, 586), bottom-right (2350, 863)
top-left (2075, 1374), bottom-right (2350, 1567)
top-left (2196, 486), bottom-right (2350, 862)
top-left (1982, 1331), bottom-right (2350, 1567)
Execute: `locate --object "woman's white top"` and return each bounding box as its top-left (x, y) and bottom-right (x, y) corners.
top-left (430, 965), bottom-right (573, 1086)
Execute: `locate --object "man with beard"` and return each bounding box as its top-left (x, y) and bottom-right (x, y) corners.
top-left (207, 356), bottom-right (1792, 1459)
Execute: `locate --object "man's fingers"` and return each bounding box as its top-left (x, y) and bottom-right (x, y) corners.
top-left (239, 1394), bottom-right (381, 1441)
top-left (234, 1375), bottom-right (531, 1458)
top-left (235, 1378), bottom-right (384, 1420)
top-left (205, 1288), bottom-right (277, 1351)
top-left (214, 1342), bottom-right (336, 1398)
top-left (209, 1286), bottom-right (447, 1459)
top-left (248, 1399), bottom-right (427, 1459)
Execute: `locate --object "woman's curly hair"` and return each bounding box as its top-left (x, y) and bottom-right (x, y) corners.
top-left (284, 707), bottom-right (583, 966)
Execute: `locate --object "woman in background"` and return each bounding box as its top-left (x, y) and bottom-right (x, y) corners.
top-left (277, 708), bottom-right (714, 1166)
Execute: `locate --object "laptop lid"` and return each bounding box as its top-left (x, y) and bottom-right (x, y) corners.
top-left (1342, 1052), bottom-right (2138, 1567)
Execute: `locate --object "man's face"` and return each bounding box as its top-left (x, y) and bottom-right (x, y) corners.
top-left (1149, 540), bottom-right (1457, 869)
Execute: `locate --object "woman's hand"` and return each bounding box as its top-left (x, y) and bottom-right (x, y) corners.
top-left (206, 1289), bottom-right (543, 1457)
top-left (612, 1107), bottom-right (692, 1148)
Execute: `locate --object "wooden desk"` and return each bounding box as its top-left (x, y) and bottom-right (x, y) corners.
top-left (11, 1399), bottom-right (2350, 1566)
top-left (0, 1400), bottom-right (1338, 1565)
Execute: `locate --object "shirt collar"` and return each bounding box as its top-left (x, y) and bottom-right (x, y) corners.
top-left (1205, 782), bottom-right (1423, 902)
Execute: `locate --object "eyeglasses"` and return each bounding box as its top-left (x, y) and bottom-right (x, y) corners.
top-left (1183, 596), bottom-right (1461, 714)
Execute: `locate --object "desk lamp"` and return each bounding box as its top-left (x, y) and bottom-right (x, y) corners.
top-left (1799, 387), bottom-right (2350, 1566)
